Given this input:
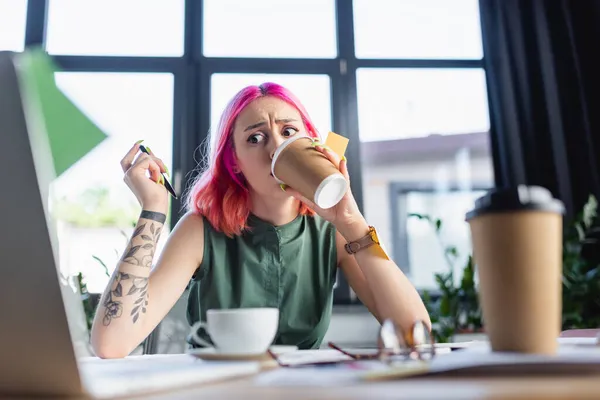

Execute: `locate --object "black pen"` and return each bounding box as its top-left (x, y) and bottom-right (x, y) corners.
top-left (139, 144), bottom-right (178, 199)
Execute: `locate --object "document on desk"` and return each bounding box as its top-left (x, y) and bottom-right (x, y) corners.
top-left (363, 338), bottom-right (600, 381)
top-left (79, 355), bottom-right (261, 398)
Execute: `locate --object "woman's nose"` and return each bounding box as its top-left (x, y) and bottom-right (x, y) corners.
top-left (269, 136), bottom-right (286, 160)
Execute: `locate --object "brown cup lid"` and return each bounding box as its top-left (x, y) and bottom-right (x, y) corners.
top-left (465, 185), bottom-right (565, 220)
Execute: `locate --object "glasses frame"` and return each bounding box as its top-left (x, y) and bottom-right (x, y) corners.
top-left (328, 319), bottom-right (436, 363)
top-left (267, 319), bottom-right (436, 368)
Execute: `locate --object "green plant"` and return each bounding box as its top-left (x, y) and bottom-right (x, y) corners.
top-left (410, 213), bottom-right (482, 343)
top-left (562, 194), bottom-right (600, 329)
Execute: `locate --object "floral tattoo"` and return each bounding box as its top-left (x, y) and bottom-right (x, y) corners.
top-left (121, 222), bottom-right (162, 267)
top-left (102, 272), bottom-right (149, 325)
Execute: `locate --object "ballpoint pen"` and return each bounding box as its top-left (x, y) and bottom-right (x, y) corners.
top-left (139, 144), bottom-right (178, 199)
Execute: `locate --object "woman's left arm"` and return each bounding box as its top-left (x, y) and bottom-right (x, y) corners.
top-left (284, 141), bottom-right (431, 333)
top-left (335, 220), bottom-right (431, 332)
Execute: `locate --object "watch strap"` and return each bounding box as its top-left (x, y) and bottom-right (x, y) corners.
top-left (344, 226), bottom-right (378, 255)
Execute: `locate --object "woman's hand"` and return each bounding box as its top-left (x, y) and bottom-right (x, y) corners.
top-left (284, 142), bottom-right (370, 241)
top-left (120, 141), bottom-right (169, 211)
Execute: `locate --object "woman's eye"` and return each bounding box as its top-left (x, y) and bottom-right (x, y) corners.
top-left (282, 127), bottom-right (299, 137)
top-left (248, 133), bottom-right (265, 144)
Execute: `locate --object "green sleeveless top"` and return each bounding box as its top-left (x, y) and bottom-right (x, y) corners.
top-left (186, 213), bottom-right (338, 349)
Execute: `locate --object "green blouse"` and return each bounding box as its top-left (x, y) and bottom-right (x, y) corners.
top-left (186, 213), bottom-right (338, 349)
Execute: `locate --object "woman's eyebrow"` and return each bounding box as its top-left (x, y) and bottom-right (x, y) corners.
top-left (244, 118), bottom-right (298, 132)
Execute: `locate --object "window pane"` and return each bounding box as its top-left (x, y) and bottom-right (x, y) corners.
top-left (0, 0), bottom-right (28, 52)
top-left (210, 74), bottom-right (332, 148)
top-left (52, 72), bottom-right (174, 293)
top-left (46, 0), bottom-right (185, 56)
top-left (404, 189), bottom-right (487, 288)
top-left (356, 68), bottom-right (489, 141)
top-left (203, 0), bottom-right (337, 58)
top-left (353, 0), bottom-right (483, 59)
top-left (357, 68), bottom-right (493, 290)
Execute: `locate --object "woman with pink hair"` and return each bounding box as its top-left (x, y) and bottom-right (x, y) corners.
top-left (90, 82), bottom-right (430, 358)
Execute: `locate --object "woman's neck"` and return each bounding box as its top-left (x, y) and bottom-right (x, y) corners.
top-left (250, 193), bottom-right (300, 226)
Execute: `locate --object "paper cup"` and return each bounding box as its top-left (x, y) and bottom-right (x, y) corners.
top-left (271, 135), bottom-right (347, 209)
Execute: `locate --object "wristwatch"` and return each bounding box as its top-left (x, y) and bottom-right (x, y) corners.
top-left (344, 226), bottom-right (380, 255)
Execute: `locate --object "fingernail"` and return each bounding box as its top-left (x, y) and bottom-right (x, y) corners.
top-left (280, 183), bottom-right (287, 192)
top-left (145, 146), bottom-right (153, 154)
top-left (135, 139), bottom-right (144, 145)
top-left (164, 165), bottom-right (170, 176)
top-left (342, 155), bottom-right (347, 162)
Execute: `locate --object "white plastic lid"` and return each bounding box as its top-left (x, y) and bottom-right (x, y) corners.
top-left (314, 173), bottom-right (348, 209)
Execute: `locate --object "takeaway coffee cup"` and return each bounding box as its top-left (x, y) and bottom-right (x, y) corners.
top-left (465, 185), bottom-right (565, 354)
top-left (271, 135), bottom-right (348, 209)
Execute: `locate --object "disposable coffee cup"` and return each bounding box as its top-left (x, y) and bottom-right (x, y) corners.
top-left (271, 135), bottom-right (348, 209)
top-left (466, 185), bottom-right (565, 354)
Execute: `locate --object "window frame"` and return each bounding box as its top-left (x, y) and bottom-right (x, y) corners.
top-left (21, 0), bottom-right (490, 306)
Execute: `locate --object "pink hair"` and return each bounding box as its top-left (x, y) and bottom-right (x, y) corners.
top-left (185, 82), bottom-right (319, 237)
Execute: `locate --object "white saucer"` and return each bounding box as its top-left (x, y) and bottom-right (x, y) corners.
top-left (187, 345), bottom-right (298, 361)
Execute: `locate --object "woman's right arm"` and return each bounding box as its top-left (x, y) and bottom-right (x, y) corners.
top-left (90, 142), bottom-right (205, 359)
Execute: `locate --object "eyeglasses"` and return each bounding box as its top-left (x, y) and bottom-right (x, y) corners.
top-left (267, 319), bottom-right (435, 368)
top-left (328, 319), bottom-right (436, 363)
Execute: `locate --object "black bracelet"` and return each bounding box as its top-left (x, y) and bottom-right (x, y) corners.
top-left (140, 210), bottom-right (166, 224)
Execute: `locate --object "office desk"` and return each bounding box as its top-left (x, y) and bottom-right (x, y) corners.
top-left (138, 375), bottom-right (600, 399)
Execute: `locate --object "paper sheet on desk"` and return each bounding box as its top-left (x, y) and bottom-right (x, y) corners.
top-left (364, 338), bottom-right (600, 381)
top-left (255, 360), bottom-right (387, 387)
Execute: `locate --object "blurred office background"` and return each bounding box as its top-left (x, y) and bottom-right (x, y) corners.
top-left (2, 0), bottom-right (598, 353)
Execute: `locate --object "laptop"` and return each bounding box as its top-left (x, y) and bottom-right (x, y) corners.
top-left (0, 51), bottom-right (259, 398)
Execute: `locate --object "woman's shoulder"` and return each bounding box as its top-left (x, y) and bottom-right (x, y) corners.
top-left (177, 210), bottom-right (205, 228)
top-left (169, 210), bottom-right (206, 241)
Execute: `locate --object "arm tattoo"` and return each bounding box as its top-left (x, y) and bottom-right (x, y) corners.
top-left (121, 222), bottom-right (163, 267)
top-left (102, 272), bottom-right (149, 325)
top-left (140, 210), bottom-right (166, 224)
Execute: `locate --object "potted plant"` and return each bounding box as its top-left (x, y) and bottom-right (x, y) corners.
top-left (561, 195), bottom-right (600, 330)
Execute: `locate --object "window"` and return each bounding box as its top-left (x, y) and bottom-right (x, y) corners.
top-left (0, 0), bottom-right (28, 52)
top-left (353, 0), bottom-right (483, 59)
top-left (356, 68), bottom-right (492, 290)
top-left (203, 0), bottom-right (337, 58)
top-left (210, 74), bottom-right (332, 148)
top-left (356, 68), bottom-right (490, 141)
top-left (46, 0), bottom-right (185, 56)
top-left (391, 185), bottom-right (487, 288)
top-left (52, 72), bottom-right (175, 293)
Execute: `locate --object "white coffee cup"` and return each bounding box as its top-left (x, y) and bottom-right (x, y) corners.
top-left (189, 308), bottom-right (279, 355)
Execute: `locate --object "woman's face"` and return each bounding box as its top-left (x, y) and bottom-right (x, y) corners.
top-left (232, 96), bottom-right (307, 197)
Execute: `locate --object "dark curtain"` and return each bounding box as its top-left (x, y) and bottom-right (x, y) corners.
top-left (479, 0), bottom-right (600, 219)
